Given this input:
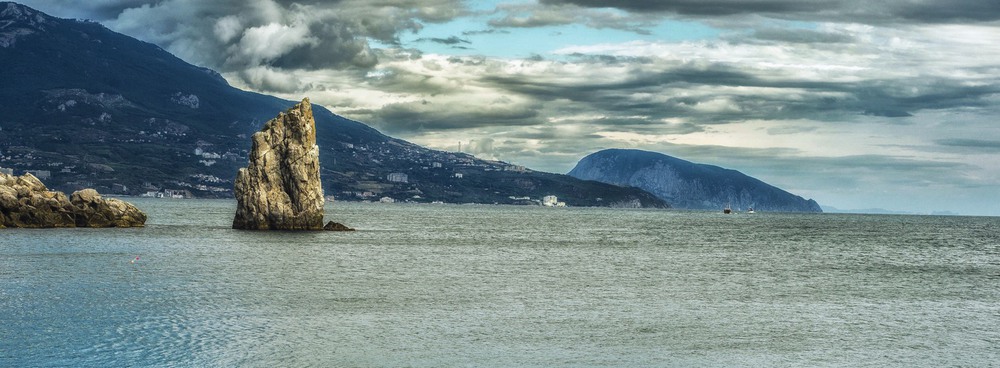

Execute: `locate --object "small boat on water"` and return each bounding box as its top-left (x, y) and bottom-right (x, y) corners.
top-left (747, 207), bottom-right (755, 214)
top-left (723, 204), bottom-right (732, 214)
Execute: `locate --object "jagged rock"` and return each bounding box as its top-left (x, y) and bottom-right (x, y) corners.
top-left (323, 221), bottom-right (354, 231)
top-left (70, 189), bottom-right (148, 227)
top-left (0, 173), bottom-right (146, 228)
top-left (16, 173), bottom-right (46, 192)
top-left (233, 98), bottom-right (326, 230)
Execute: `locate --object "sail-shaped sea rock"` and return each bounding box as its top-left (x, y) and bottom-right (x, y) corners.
top-left (233, 98), bottom-right (325, 230)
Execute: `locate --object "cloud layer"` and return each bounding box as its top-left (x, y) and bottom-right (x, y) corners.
top-left (540, 0), bottom-right (1000, 24)
top-left (23, 0), bottom-right (466, 90)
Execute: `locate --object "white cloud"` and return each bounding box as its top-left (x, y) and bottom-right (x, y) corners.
top-left (213, 15), bottom-right (243, 43)
top-left (229, 22), bottom-right (317, 67)
top-left (235, 66), bottom-right (311, 93)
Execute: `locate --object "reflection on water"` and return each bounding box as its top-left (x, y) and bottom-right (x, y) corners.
top-left (2, 199), bottom-right (999, 366)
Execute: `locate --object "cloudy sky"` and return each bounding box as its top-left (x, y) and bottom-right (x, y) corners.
top-left (21, 0), bottom-right (1000, 215)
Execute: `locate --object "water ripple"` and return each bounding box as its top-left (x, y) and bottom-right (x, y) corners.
top-left (2, 200), bottom-right (998, 367)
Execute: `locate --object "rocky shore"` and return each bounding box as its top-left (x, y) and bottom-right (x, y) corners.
top-left (0, 172), bottom-right (146, 228)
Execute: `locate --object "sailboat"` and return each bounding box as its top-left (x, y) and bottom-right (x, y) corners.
top-left (723, 203), bottom-right (732, 214)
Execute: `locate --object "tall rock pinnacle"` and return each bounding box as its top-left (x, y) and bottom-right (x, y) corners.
top-left (233, 98), bottom-right (325, 230)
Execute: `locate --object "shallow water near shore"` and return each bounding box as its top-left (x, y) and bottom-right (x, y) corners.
top-left (2, 199), bottom-right (999, 367)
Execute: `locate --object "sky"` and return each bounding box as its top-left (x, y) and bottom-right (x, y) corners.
top-left (18, 0), bottom-right (1000, 215)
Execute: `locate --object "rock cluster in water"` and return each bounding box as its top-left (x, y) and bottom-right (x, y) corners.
top-left (233, 98), bottom-right (327, 230)
top-left (0, 172), bottom-right (146, 228)
top-left (323, 221), bottom-right (354, 231)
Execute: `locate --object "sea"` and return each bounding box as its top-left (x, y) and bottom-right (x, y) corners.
top-left (1, 199), bottom-right (998, 367)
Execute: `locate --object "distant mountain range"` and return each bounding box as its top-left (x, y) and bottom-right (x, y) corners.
top-left (569, 149), bottom-right (822, 212)
top-left (0, 2), bottom-right (666, 208)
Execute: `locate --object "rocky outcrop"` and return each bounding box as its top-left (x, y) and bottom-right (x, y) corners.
top-left (70, 188), bottom-right (148, 227)
top-left (323, 221), bottom-right (355, 231)
top-left (0, 172), bottom-right (146, 228)
top-left (233, 98), bottom-right (326, 230)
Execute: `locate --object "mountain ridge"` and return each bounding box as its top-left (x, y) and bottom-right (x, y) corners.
top-left (569, 149), bottom-right (822, 212)
top-left (0, 2), bottom-right (667, 208)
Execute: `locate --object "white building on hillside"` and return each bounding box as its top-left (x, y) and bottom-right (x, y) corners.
top-left (387, 172), bottom-right (408, 183)
top-left (541, 195), bottom-right (567, 207)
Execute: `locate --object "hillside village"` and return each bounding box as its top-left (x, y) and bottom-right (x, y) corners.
top-left (0, 138), bottom-right (567, 205)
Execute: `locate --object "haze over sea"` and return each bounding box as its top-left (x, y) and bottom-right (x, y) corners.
top-left (2, 199), bottom-right (998, 367)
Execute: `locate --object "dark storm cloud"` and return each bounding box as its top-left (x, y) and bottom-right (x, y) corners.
top-left (461, 29), bottom-right (510, 36)
top-left (935, 139), bottom-right (1000, 152)
top-left (746, 28), bottom-right (856, 44)
top-left (26, 0), bottom-right (462, 23)
top-left (892, 1), bottom-right (1000, 23)
top-left (415, 35), bottom-right (470, 45)
top-left (481, 59), bottom-right (1000, 124)
top-left (540, 0), bottom-right (827, 17)
top-left (852, 82), bottom-right (1000, 118)
top-left (538, 0), bottom-right (1000, 24)
top-left (766, 125), bottom-right (819, 135)
top-left (484, 65), bottom-right (771, 105)
top-left (268, 21), bottom-right (378, 70)
top-left (487, 2), bottom-right (660, 33)
top-left (19, 0), bottom-right (465, 92)
top-left (483, 69), bottom-right (743, 120)
top-left (370, 99), bottom-right (544, 134)
top-left (503, 129), bottom-right (566, 140)
top-left (564, 53), bottom-right (655, 64)
top-left (15, 0), bottom-right (150, 20)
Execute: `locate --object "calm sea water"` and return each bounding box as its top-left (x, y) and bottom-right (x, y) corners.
top-left (2, 199), bottom-right (998, 367)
